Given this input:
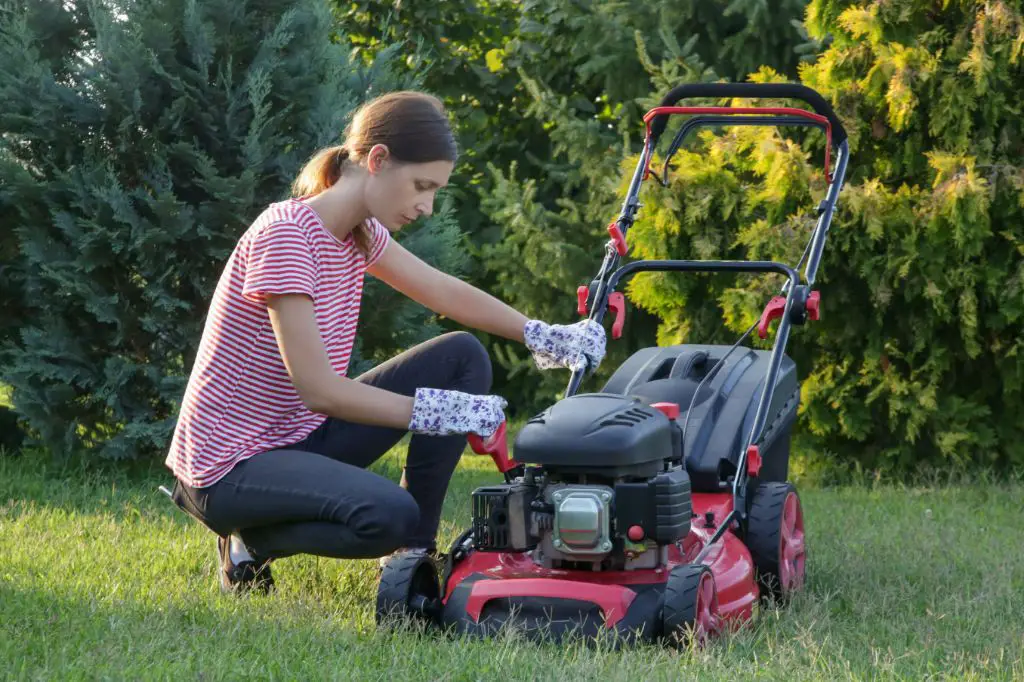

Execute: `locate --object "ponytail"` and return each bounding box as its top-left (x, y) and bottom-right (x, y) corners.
top-left (291, 145), bottom-right (373, 255)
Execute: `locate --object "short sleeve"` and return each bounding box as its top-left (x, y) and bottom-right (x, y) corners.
top-left (241, 221), bottom-right (318, 304)
top-left (364, 218), bottom-right (391, 269)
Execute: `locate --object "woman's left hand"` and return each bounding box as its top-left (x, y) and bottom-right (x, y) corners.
top-left (523, 319), bottom-right (607, 372)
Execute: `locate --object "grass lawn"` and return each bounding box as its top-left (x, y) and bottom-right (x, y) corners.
top-left (2, 444), bottom-right (1022, 681)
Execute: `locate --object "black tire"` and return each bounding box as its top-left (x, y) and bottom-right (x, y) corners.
top-left (745, 481), bottom-right (807, 601)
top-left (375, 552), bottom-right (441, 626)
top-left (661, 563), bottom-right (720, 647)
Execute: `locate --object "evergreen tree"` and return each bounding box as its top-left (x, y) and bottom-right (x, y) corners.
top-left (624, 1), bottom-right (1024, 471)
top-left (0, 0), bottom-right (466, 462)
top-left (0, 0), bottom-right (91, 450)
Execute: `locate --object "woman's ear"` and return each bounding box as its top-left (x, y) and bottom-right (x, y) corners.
top-left (367, 144), bottom-right (391, 174)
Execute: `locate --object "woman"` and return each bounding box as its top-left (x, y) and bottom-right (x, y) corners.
top-left (166, 91), bottom-right (606, 594)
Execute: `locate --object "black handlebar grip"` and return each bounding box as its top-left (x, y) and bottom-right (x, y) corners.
top-left (649, 82), bottom-right (847, 145)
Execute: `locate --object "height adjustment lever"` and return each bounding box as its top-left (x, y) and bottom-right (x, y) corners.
top-left (607, 292), bottom-right (625, 339)
top-left (757, 287), bottom-right (822, 339)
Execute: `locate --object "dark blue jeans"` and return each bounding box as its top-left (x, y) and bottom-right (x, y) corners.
top-left (171, 331), bottom-right (492, 560)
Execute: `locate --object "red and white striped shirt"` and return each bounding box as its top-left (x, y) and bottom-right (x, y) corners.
top-left (165, 198), bottom-right (390, 488)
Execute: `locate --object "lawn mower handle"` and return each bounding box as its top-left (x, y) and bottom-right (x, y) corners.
top-left (649, 82), bottom-right (847, 145)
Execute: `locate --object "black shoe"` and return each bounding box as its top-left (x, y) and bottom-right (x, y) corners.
top-left (217, 535), bottom-right (275, 595)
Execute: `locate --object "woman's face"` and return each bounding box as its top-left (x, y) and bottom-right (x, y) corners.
top-left (363, 145), bottom-right (453, 232)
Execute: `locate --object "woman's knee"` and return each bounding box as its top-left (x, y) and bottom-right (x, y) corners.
top-left (356, 487), bottom-right (420, 549)
top-left (441, 331), bottom-right (492, 394)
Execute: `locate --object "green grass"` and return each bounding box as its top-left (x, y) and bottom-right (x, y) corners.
top-left (2, 448), bottom-right (1022, 681)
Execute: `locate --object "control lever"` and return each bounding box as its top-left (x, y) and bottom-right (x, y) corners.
top-left (466, 421), bottom-right (517, 474)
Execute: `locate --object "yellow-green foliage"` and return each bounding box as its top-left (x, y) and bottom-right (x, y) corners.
top-left (628, 1), bottom-right (1024, 471)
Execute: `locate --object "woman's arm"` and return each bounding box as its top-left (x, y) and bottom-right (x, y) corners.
top-left (266, 293), bottom-right (415, 425)
top-left (367, 239), bottom-right (529, 341)
top-left (367, 239), bottom-right (606, 374)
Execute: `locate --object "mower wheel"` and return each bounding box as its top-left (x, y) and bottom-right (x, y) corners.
top-left (746, 481), bottom-right (807, 601)
top-left (661, 563), bottom-right (721, 647)
top-left (375, 551), bottom-right (441, 626)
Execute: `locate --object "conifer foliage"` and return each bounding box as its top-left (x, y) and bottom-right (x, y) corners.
top-left (4, 0), bottom-right (1019, 473)
top-left (626, 1), bottom-right (1024, 470)
top-left (0, 0), bottom-right (465, 461)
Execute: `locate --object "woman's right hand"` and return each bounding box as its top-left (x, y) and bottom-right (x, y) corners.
top-left (408, 388), bottom-right (507, 438)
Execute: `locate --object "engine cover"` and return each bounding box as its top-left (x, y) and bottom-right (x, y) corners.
top-left (514, 394), bottom-right (678, 478)
top-left (548, 485), bottom-right (613, 555)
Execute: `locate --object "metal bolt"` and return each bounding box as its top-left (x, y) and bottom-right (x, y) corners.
top-left (600, 541), bottom-right (612, 551)
top-left (553, 539), bottom-right (563, 548)
top-left (553, 492), bottom-right (564, 502)
top-left (601, 492), bottom-right (612, 502)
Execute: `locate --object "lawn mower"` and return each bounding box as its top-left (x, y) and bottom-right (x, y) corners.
top-left (376, 82), bottom-right (850, 646)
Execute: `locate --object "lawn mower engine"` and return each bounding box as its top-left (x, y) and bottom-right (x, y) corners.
top-left (423, 393), bottom-right (722, 645)
top-left (470, 394), bottom-right (691, 572)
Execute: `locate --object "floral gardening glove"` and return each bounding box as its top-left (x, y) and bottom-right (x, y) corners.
top-left (523, 319), bottom-right (607, 372)
top-left (408, 388), bottom-right (507, 437)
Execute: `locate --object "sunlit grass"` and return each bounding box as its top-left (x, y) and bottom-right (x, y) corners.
top-left (1, 446), bottom-right (1022, 680)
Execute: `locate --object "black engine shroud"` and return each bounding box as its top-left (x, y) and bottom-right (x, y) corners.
top-left (514, 394), bottom-right (681, 479)
top-left (515, 343), bottom-right (799, 491)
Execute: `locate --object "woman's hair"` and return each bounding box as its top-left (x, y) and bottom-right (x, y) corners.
top-left (292, 91), bottom-right (458, 254)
